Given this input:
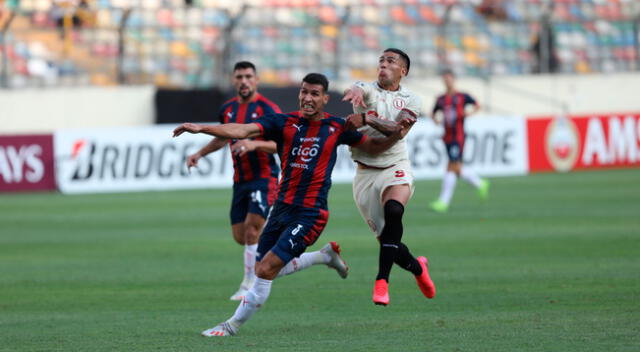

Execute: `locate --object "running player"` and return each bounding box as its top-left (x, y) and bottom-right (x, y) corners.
top-left (186, 61), bottom-right (281, 300)
top-left (173, 73), bottom-right (409, 336)
top-left (342, 48), bottom-right (436, 306)
top-left (430, 68), bottom-right (489, 213)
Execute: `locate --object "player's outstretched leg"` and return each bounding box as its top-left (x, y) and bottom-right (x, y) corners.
top-left (276, 242), bottom-right (348, 279)
top-left (321, 241), bottom-right (349, 278)
top-left (202, 277), bottom-right (273, 337)
top-left (393, 242), bottom-right (436, 299)
top-left (373, 200), bottom-right (404, 306)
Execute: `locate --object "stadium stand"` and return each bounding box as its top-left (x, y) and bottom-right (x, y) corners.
top-left (0, 0), bottom-right (638, 88)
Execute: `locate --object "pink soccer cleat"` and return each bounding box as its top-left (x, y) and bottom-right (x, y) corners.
top-left (415, 256), bottom-right (436, 299)
top-left (372, 279), bottom-right (390, 306)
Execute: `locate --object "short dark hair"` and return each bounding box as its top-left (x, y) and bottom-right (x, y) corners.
top-left (383, 48), bottom-right (411, 75)
top-left (440, 68), bottom-right (455, 77)
top-left (233, 61), bottom-right (256, 73)
top-left (302, 73), bottom-right (329, 93)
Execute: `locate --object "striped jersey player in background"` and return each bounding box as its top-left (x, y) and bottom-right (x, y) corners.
top-left (185, 61), bottom-right (281, 300)
top-left (429, 68), bottom-right (489, 213)
top-left (342, 48), bottom-right (436, 306)
top-left (173, 73), bottom-right (410, 336)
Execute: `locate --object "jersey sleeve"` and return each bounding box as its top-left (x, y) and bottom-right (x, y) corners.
top-left (431, 97), bottom-right (442, 115)
top-left (339, 128), bottom-right (366, 146)
top-left (464, 93), bottom-right (477, 106)
top-left (260, 99), bottom-right (283, 115)
top-left (404, 93), bottom-right (422, 117)
top-left (218, 105), bottom-right (227, 124)
top-left (253, 113), bottom-right (283, 142)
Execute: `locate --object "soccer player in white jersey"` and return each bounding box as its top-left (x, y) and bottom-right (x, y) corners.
top-left (342, 48), bottom-right (436, 306)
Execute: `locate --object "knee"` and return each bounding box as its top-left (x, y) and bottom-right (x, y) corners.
top-left (254, 262), bottom-right (268, 278)
top-left (383, 199), bottom-right (404, 221)
top-left (254, 261), bottom-right (278, 280)
top-left (243, 224), bottom-right (261, 244)
top-left (232, 232), bottom-right (244, 245)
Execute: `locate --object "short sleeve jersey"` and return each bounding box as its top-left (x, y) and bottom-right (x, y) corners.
top-left (254, 111), bottom-right (365, 210)
top-left (432, 92), bottom-right (477, 144)
top-left (219, 93), bottom-right (282, 183)
top-left (348, 81), bottom-right (422, 168)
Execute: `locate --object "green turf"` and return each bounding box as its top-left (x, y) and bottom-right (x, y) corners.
top-left (1, 169), bottom-right (639, 351)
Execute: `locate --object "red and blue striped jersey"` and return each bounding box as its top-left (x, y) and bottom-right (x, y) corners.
top-left (254, 111), bottom-right (366, 210)
top-left (432, 92), bottom-right (477, 144)
top-left (219, 93), bottom-right (282, 183)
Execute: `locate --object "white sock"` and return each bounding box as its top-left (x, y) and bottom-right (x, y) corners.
top-left (276, 250), bottom-right (327, 278)
top-left (461, 168), bottom-right (482, 188)
top-left (438, 171), bottom-right (458, 205)
top-left (227, 278), bottom-right (272, 331)
top-left (242, 244), bottom-right (258, 286)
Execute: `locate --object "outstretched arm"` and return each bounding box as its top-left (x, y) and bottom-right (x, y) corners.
top-left (173, 122), bottom-right (261, 140)
top-left (342, 85), bottom-right (367, 109)
top-left (353, 119), bottom-right (412, 154)
top-left (186, 137), bottom-right (228, 169)
top-left (355, 134), bottom-right (400, 155)
top-left (231, 139), bottom-right (277, 157)
top-left (345, 110), bottom-right (417, 137)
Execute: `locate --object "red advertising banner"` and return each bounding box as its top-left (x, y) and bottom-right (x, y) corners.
top-left (527, 112), bottom-right (640, 172)
top-left (0, 135), bottom-right (56, 192)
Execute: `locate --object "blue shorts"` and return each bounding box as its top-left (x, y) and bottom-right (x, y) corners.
top-left (230, 179), bottom-right (274, 224)
top-left (445, 141), bottom-right (464, 162)
top-left (256, 202), bottom-right (329, 264)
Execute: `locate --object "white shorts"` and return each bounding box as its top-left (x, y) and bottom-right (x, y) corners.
top-left (352, 159), bottom-right (414, 236)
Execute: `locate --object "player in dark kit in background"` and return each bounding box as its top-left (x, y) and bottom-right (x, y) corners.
top-left (430, 69), bottom-right (489, 213)
top-left (186, 61), bottom-right (281, 300)
top-left (173, 73), bottom-right (411, 337)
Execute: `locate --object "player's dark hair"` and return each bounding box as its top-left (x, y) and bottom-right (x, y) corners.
top-left (302, 73), bottom-right (329, 93)
top-left (383, 48), bottom-right (411, 75)
top-left (233, 61), bottom-right (257, 73)
top-left (440, 68), bottom-right (455, 77)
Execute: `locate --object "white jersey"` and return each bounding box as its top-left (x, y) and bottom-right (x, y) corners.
top-left (349, 81), bottom-right (422, 168)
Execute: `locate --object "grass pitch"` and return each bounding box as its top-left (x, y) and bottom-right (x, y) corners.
top-left (1, 169), bottom-right (639, 351)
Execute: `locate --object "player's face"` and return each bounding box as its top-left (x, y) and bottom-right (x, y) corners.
top-left (377, 52), bottom-right (407, 86)
top-left (232, 68), bottom-right (258, 100)
top-left (298, 82), bottom-right (329, 119)
top-left (443, 73), bottom-right (455, 90)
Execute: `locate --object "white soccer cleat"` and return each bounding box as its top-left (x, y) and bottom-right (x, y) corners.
top-left (201, 322), bottom-right (236, 337)
top-left (321, 241), bottom-right (349, 279)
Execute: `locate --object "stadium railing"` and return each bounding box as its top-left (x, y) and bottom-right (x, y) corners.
top-left (0, 0), bottom-right (638, 89)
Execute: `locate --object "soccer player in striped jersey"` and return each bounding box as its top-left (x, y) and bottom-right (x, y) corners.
top-left (342, 48), bottom-right (436, 306)
top-left (429, 69), bottom-right (489, 213)
top-left (185, 61), bottom-right (281, 300)
top-left (173, 73), bottom-right (410, 336)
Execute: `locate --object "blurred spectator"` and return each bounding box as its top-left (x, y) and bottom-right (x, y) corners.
top-left (475, 0), bottom-right (507, 21)
top-left (51, 0), bottom-right (91, 36)
top-left (531, 7), bottom-right (559, 74)
top-left (26, 42), bottom-right (59, 86)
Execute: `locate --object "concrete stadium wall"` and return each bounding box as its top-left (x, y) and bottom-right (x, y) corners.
top-left (1, 73), bottom-right (639, 135)
top-left (0, 86), bottom-right (155, 134)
